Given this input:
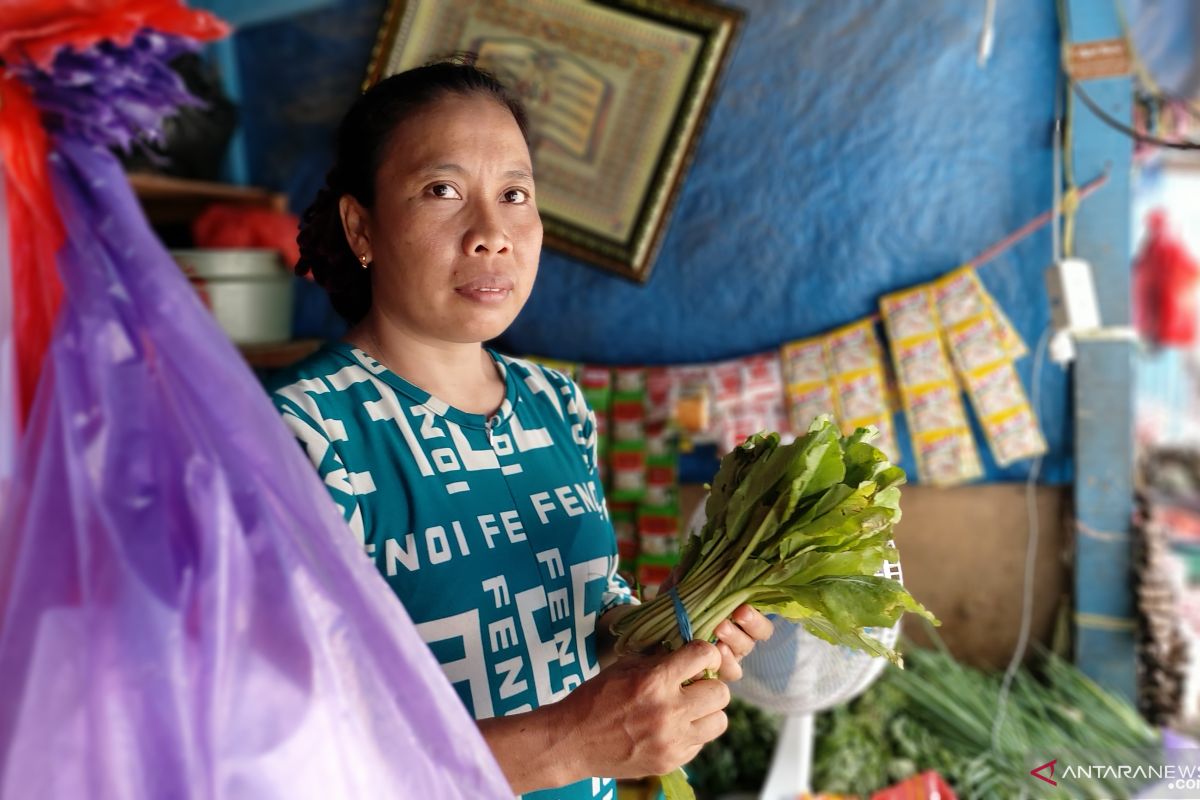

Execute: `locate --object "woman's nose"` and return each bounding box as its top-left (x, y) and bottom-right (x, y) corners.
top-left (462, 203), bottom-right (512, 256)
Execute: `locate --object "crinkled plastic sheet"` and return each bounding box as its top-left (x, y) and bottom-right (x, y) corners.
top-left (0, 170), bottom-right (16, 494)
top-left (0, 138), bottom-right (511, 800)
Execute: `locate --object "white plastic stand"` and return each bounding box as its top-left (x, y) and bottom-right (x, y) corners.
top-left (759, 713), bottom-right (813, 800)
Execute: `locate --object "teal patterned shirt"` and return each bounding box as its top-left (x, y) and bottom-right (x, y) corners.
top-left (270, 342), bottom-right (635, 800)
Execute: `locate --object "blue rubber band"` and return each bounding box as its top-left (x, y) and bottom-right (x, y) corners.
top-left (667, 586), bottom-right (693, 643)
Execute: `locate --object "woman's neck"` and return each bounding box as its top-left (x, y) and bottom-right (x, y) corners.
top-left (346, 311), bottom-right (505, 417)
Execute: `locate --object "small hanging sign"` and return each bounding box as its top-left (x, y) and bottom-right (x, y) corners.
top-left (1066, 38), bottom-right (1132, 80)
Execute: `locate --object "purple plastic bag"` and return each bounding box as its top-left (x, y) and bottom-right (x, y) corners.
top-left (0, 138), bottom-right (512, 799)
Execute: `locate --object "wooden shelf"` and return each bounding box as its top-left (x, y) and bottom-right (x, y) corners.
top-left (130, 174), bottom-right (307, 371)
top-left (238, 339), bottom-right (322, 370)
top-left (128, 173), bottom-right (288, 226)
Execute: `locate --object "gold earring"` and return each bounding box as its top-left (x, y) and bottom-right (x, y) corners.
top-left (359, 254), bottom-right (369, 269)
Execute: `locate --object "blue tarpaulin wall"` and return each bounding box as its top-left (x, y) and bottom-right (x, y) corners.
top-left (233, 0), bottom-right (1078, 484)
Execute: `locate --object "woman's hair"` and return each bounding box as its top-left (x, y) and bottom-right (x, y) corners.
top-left (296, 55), bottom-right (531, 325)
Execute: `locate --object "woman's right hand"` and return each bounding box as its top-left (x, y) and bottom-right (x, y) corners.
top-left (552, 639), bottom-right (729, 780)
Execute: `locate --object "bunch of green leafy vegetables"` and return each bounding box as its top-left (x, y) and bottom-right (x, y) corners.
top-left (612, 419), bottom-right (939, 800)
top-left (612, 419), bottom-right (938, 664)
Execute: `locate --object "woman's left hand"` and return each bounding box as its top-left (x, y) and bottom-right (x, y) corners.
top-left (712, 605), bottom-right (774, 682)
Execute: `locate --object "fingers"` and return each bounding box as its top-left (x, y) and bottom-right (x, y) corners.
top-left (689, 708), bottom-right (729, 745)
top-left (716, 642), bottom-right (743, 682)
top-left (680, 668), bottom-right (730, 717)
top-left (715, 619), bottom-right (756, 660)
top-left (730, 605), bottom-right (775, 642)
top-left (711, 606), bottom-right (774, 681)
top-left (663, 639), bottom-right (722, 684)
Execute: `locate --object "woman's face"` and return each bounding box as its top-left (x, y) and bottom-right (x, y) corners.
top-left (347, 93), bottom-right (542, 345)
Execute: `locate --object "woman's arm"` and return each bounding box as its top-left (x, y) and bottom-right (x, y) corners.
top-left (477, 640), bottom-right (728, 794)
top-left (476, 706), bottom-right (575, 794)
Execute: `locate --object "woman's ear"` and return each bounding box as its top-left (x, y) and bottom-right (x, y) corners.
top-left (339, 194), bottom-right (372, 263)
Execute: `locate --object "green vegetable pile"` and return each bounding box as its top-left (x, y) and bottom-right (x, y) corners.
top-left (685, 697), bottom-right (780, 799)
top-left (814, 641), bottom-right (1162, 799)
top-left (610, 419), bottom-right (939, 800)
top-left (612, 419), bottom-right (938, 664)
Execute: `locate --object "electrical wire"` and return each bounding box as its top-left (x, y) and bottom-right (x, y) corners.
top-left (1057, 0), bottom-right (1200, 151)
top-left (1113, 0), bottom-right (1200, 121)
top-left (990, 326), bottom-right (1051, 753)
top-left (990, 65), bottom-right (1064, 751)
top-left (1071, 78), bottom-right (1200, 150)
top-left (1052, 74), bottom-right (1063, 264)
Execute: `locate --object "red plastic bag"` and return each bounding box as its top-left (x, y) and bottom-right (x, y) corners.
top-left (1134, 210), bottom-right (1200, 348)
top-left (869, 770), bottom-right (958, 800)
top-left (0, 0), bottom-right (226, 68)
top-left (0, 72), bottom-right (65, 428)
top-left (193, 203), bottom-right (301, 269)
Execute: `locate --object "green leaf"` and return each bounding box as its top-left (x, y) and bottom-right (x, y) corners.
top-left (778, 506), bottom-right (897, 559)
top-left (770, 545), bottom-right (894, 586)
top-left (702, 433), bottom-right (778, 529)
top-left (801, 615), bottom-right (906, 667)
top-left (749, 576), bottom-right (938, 667)
top-left (790, 482), bottom-right (861, 528)
top-left (659, 767), bottom-right (696, 800)
top-left (800, 575), bottom-right (939, 629)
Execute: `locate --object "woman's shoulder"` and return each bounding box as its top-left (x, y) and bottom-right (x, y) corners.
top-left (497, 353), bottom-right (571, 386)
top-left (494, 352), bottom-right (594, 429)
top-left (496, 353), bottom-right (584, 402)
top-left (265, 340), bottom-right (357, 396)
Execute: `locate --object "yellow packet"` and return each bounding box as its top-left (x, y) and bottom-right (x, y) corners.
top-left (961, 361), bottom-right (1047, 466)
top-left (906, 381), bottom-right (968, 436)
top-left (880, 285), bottom-right (940, 340)
top-left (882, 282), bottom-right (982, 486)
top-left (781, 336), bottom-right (829, 387)
top-left (984, 406), bottom-right (1047, 466)
top-left (986, 293), bottom-right (1029, 360)
top-left (945, 313), bottom-right (1009, 374)
top-left (914, 428), bottom-right (983, 487)
top-left (962, 361), bottom-right (1027, 418)
top-left (781, 335), bottom-right (839, 435)
top-left (834, 369), bottom-right (889, 422)
top-left (892, 332), bottom-right (956, 389)
top-left (933, 265), bottom-right (990, 327)
top-left (787, 382), bottom-right (838, 433)
top-left (934, 264), bottom-right (1027, 359)
top-left (826, 319), bottom-right (884, 375)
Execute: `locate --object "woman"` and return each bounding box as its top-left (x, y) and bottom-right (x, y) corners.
top-left (270, 58), bottom-right (774, 798)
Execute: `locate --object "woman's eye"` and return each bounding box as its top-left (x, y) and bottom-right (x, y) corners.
top-left (429, 183), bottom-right (461, 199)
top-left (503, 188), bottom-right (529, 204)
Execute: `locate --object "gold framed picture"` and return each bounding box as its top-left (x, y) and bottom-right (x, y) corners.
top-left (365, 0), bottom-right (743, 283)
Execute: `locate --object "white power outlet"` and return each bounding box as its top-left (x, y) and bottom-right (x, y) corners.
top-left (1045, 258), bottom-right (1101, 332)
top-left (1044, 258), bottom-right (1101, 364)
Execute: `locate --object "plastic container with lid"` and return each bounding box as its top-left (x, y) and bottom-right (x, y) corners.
top-left (171, 248), bottom-right (294, 345)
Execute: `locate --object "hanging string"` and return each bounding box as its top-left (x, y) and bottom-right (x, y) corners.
top-left (967, 171), bottom-right (1104, 269)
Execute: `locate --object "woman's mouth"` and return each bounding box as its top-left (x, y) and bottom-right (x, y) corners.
top-left (455, 275), bottom-right (514, 304)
